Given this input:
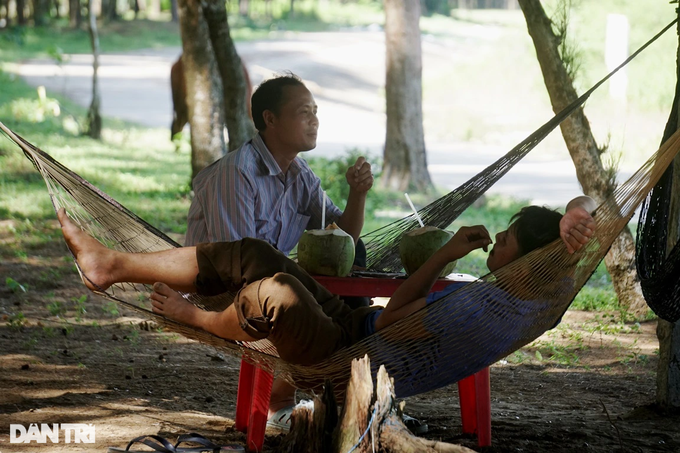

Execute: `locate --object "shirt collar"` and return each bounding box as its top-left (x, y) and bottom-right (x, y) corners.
top-left (252, 134), bottom-right (302, 180)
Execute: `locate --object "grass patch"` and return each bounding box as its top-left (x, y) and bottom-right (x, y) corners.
top-left (0, 19), bottom-right (181, 63)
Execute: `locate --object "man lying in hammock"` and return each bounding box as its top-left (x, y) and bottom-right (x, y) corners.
top-left (56, 195), bottom-right (596, 366)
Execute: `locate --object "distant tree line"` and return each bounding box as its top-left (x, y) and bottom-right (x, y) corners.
top-left (0, 0), bottom-right (178, 28)
top-left (0, 0), bottom-right (521, 28)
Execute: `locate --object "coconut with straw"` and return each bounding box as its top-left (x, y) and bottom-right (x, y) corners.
top-left (399, 193), bottom-right (456, 277)
top-left (298, 191), bottom-right (355, 277)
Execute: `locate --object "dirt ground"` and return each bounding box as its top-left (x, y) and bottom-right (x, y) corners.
top-left (1, 219), bottom-right (679, 452)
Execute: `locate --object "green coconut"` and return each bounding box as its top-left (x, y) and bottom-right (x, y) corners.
top-left (399, 226), bottom-right (456, 277)
top-left (297, 225), bottom-right (355, 277)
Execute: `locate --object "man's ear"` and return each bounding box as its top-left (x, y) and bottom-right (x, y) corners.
top-left (262, 110), bottom-right (276, 129)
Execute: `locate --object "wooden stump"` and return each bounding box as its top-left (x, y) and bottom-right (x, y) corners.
top-left (282, 355), bottom-right (475, 453)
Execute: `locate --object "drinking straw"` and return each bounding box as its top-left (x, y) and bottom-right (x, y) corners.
top-left (321, 190), bottom-right (327, 229)
top-left (405, 193), bottom-right (424, 227)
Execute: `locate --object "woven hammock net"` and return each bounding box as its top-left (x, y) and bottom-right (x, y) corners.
top-left (636, 83), bottom-right (680, 323)
top-left (1, 19), bottom-right (678, 398)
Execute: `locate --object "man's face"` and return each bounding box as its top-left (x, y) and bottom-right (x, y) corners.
top-left (486, 224), bottom-right (521, 272)
top-left (270, 85), bottom-right (319, 152)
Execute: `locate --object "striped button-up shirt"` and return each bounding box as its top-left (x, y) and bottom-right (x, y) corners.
top-left (186, 134), bottom-right (343, 255)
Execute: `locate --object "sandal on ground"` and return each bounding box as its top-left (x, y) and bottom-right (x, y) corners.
top-left (266, 405), bottom-right (294, 432)
top-left (107, 433), bottom-right (244, 453)
top-left (107, 434), bottom-right (176, 453)
top-left (403, 414), bottom-right (429, 435)
top-left (174, 432), bottom-right (244, 452)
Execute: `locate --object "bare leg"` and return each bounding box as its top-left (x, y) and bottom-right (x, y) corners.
top-left (151, 282), bottom-right (257, 342)
top-left (59, 209), bottom-right (257, 343)
top-left (58, 208), bottom-right (199, 293)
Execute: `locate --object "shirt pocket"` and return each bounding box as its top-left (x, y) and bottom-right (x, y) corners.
top-left (278, 212), bottom-right (311, 255)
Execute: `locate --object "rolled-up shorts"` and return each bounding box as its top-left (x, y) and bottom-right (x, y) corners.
top-left (193, 238), bottom-right (380, 366)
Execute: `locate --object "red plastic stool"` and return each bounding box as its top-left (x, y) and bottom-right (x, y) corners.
top-left (235, 360), bottom-right (273, 452)
top-left (457, 367), bottom-right (492, 446)
top-left (235, 360), bottom-right (492, 451)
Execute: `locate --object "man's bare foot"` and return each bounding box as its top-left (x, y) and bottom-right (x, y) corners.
top-left (57, 208), bottom-right (116, 292)
top-left (150, 282), bottom-right (203, 326)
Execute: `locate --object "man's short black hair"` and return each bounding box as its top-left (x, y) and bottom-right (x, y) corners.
top-left (251, 73), bottom-right (305, 132)
top-left (510, 206), bottom-right (563, 257)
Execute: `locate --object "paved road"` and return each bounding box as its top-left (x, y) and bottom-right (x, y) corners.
top-left (14, 31), bottom-right (587, 206)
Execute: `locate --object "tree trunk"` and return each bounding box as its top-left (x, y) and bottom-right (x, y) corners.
top-left (105, 0), bottom-right (118, 21)
top-left (16, 0), bottom-right (25, 24)
top-left (382, 0), bottom-right (432, 192)
top-left (85, 0), bottom-right (102, 139)
top-left (283, 356), bottom-right (475, 452)
top-left (657, 318), bottom-right (680, 408)
top-left (134, 0), bottom-right (145, 17)
top-left (238, 0), bottom-right (247, 17)
top-left (1, 0), bottom-right (9, 23)
top-left (33, 0), bottom-right (47, 26)
top-left (148, 0), bottom-right (159, 18)
top-left (203, 0), bottom-right (256, 151)
top-left (69, 0), bottom-right (81, 28)
top-left (178, 0), bottom-right (226, 178)
top-left (518, 0), bottom-right (646, 315)
top-left (170, 0), bottom-right (177, 22)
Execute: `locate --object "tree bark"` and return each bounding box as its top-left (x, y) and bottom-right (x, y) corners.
top-left (284, 356), bottom-right (475, 452)
top-left (85, 0), bottom-right (102, 139)
top-left (382, 0), bottom-right (433, 192)
top-left (279, 382), bottom-right (337, 453)
top-left (203, 0), bottom-right (256, 151)
top-left (518, 0), bottom-right (646, 315)
top-left (177, 0), bottom-right (226, 178)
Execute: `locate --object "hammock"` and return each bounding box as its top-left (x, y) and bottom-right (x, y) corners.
top-left (1, 19), bottom-right (677, 397)
top-left (635, 79), bottom-right (680, 323)
top-left (3, 123), bottom-right (680, 398)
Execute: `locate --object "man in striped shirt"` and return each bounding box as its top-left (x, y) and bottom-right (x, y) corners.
top-left (153, 73), bottom-right (374, 430)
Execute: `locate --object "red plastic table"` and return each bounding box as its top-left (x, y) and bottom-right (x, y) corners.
top-left (234, 274), bottom-right (492, 451)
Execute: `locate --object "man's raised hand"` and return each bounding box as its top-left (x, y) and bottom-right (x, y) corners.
top-left (346, 156), bottom-right (373, 194)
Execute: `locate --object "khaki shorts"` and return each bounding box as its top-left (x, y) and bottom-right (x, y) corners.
top-left (194, 239), bottom-right (380, 366)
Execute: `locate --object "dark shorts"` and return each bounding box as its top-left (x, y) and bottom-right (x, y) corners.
top-left (194, 239), bottom-right (380, 366)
